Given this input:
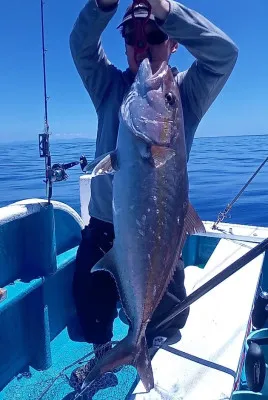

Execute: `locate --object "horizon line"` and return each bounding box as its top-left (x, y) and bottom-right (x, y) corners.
top-left (0, 132), bottom-right (267, 145)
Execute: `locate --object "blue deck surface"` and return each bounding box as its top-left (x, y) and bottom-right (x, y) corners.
top-left (0, 203), bottom-right (139, 400)
top-left (1, 310), bottom-right (137, 400)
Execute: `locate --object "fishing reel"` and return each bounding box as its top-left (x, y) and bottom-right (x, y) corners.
top-left (79, 155), bottom-right (88, 172)
top-left (47, 155), bottom-right (90, 183)
top-left (48, 161), bottom-right (79, 183)
top-left (46, 156), bottom-right (90, 184)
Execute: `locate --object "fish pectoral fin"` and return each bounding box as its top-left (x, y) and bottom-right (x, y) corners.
top-left (82, 150), bottom-right (118, 176)
top-left (150, 145), bottom-right (175, 168)
top-left (91, 248), bottom-right (118, 280)
top-left (185, 202), bottom-right (206, 235)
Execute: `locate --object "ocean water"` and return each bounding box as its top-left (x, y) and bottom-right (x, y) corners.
top-left (0, 134), bottom-right (267, 227)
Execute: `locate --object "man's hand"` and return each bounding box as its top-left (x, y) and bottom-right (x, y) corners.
top-left (96, 0), bottom-right (170, 19)
top-left (96, 0), bottom-right (118, 10)
top-left (147, 0), bottom-right (170, 21)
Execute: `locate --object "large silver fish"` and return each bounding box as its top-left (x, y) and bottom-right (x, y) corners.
top-left (81, 58), bottom-right (205, 392)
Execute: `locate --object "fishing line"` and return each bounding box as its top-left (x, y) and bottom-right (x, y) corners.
top-left (131, 0), bottom-right (152, 63)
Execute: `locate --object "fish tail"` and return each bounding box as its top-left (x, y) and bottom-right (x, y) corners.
top-left (81, 334), bottom-right (154, 393)
top-left (135, 335), bottom-right (154, 392)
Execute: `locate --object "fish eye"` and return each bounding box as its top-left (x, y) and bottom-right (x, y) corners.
top-left (165, 92), bottom-right (175, 106)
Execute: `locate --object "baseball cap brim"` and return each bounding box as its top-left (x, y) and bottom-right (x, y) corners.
top-left (116, 7), bottom-right (155, 29)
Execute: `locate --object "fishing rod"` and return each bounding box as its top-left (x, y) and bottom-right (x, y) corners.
top-left (39, 0), bottom-right (52, 203)
top-left (38, 0), bottom-right (79, 203)
top-left (213, 156), bottom-right (268, 229)
top-left (155, 236), bottom-right (268, 330)
top-left (37, 0), bottom-right (156, 187)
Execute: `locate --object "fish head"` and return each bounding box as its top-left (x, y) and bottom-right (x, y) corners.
top-left (121, 58), bottom-right (182, 147)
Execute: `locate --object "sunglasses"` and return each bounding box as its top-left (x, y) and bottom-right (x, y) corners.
top-left (124, 30), bottom-right (168, 46)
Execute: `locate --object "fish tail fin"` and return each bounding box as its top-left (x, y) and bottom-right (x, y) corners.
top-left (135, 335), bottom-right (154, 392)
top-left (81, 334), bottom-right (154, 393)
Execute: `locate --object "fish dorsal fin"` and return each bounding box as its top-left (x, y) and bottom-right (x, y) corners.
top-left (83, 151), bottom-right (118, 176)
top-left (185, 202), bottom-right (206, 236)
top-left (151, 145), bottom-right (175, 168)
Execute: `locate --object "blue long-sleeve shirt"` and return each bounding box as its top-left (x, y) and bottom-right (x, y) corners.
top-left (70, 0), bottom-right (238, 224)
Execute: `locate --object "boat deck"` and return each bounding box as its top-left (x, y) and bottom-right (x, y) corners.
top-left (1, 199), bottom-right (268, 400)
top-left (0, 313), bottom-right (137, 400)
top-left (132, 222), bottom-right (268, 400)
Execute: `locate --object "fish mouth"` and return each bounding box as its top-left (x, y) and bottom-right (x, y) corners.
top-left (138, 59), bottom-right (168, 88)
top-left (123, 58), bottom-right (173, 145)
top-left (150, 61), bottom-right (168, 81)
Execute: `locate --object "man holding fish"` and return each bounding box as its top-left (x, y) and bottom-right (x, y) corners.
top-left (69, 0), bottom-right (238, 392)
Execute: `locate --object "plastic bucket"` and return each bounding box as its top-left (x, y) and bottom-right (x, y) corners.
top-left (244, 329), bottom-right (268, 396)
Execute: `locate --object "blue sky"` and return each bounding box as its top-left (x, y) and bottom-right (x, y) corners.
top-left (1, 0), bottom-right (267, 142)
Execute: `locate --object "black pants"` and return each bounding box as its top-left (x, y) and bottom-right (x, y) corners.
top-left (73, 217), bottom-right (189, 347)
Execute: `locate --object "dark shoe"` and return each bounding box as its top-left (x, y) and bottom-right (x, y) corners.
top-left (69, 342), bottom-right (122, 392)
top-left (69, 358), bottom-right (98, 392)
top-left (70, 368), bottom-right (118, 398)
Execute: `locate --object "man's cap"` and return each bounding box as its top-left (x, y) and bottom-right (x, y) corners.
top-left (117, 3), bottom-right (155, 29)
